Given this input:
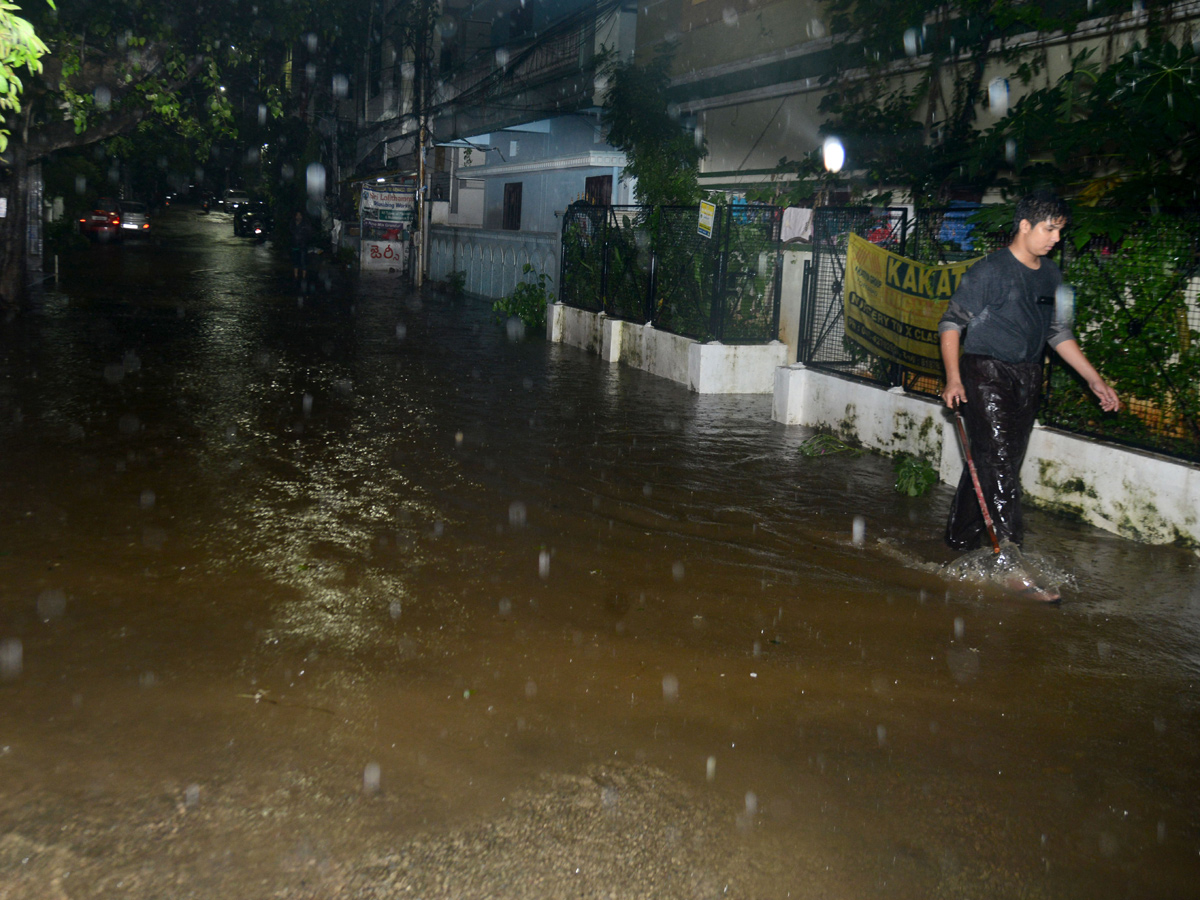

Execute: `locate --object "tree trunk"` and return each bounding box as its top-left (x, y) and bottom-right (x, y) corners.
top-left (0, 145), bottom-right (30, 316)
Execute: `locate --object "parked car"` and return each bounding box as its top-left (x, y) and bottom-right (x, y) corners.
top-left (232, 199), bottom-right (273, 239)
top-left (78, 198), bottom-right (122, 241)
top-left (221, 189), bottom-right (251, 212)
top-left (118, 200), bottom-right (151, 237)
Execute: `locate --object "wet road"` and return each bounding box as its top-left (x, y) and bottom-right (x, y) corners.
top-left (1, 208), bottom-right (1199, 899)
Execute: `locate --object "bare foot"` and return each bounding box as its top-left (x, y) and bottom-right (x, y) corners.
top-left (1006, 575), bottom-right (1060, 603)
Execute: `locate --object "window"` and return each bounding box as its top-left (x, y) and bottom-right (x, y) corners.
top-left (503, 183), bottom-right (522, 230)
top-left (584, 175), bottom-right (612, 206)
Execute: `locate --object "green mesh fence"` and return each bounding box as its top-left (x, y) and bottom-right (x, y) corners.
top-left (559, 203), bottom-right (783, 343)
top-left (1047, 214), bottom-right (1200, 462)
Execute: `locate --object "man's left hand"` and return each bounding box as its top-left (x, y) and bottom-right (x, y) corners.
top-left (1089, 378), bottom-right (1120, 413)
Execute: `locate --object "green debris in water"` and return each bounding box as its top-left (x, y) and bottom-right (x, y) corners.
top-left (894, 454), bottom-right (938, 497)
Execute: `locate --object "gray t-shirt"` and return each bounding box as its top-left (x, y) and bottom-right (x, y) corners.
top-left (938, 248), bottom-right (1074, 364)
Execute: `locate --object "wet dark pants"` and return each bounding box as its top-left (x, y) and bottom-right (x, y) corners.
top-left (946, 354), bottom-right (1042, 550)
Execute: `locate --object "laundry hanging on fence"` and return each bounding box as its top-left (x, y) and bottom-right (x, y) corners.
top-left (781, 207), bottom-right (813, 243)
top-left (843, 233), bottom-right (984, 376)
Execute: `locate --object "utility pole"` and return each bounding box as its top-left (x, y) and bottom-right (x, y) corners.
top-left (413, 0), bottom-right (432, 288)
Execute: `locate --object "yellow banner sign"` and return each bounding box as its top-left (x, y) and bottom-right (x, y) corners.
top-left (843, 233), bottom-right (983, 377)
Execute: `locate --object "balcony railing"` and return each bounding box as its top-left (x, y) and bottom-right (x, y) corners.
top-left (439, 20), bottom-right (595, 113)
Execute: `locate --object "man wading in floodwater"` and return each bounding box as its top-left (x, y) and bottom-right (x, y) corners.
top-left (938, 190), bottom-right (1120, 556)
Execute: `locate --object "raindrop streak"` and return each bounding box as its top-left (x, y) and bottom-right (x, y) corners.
top-left (538, 549), bottom-right (550, 579)
top-left (0, 638), bottom-right (22, 679)
top-left (851, 516), bottom-right (866, 547)
top-left (508, 501), bottom-right (527, 528)
top-left (903, 28), bottom-right (920, 57)
top-left (954, 617), bottom-right (965, 639)
top-left (662, 673), bottom-right (679, 702)
top-left (671, 561), bottom-right (685, 581)
top-left (306, 162), bottom-right (326, 200)
top-left (363, 762), bottom-right (382, 795)
top-left (1005, 138), bottom-right (1018, 165)
top-left (706, 756), bottom-right (717, 781)
top-left (1055, 284), bottom-right (1076, 330)
top-left (988, 77), bottom-right (1010, 116)
top-left (823, 137), bottom-right (845, 173)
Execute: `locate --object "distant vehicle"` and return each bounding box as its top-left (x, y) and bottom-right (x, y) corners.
top-left (221, 189), bottom-right (251, 212)
top-left (78, 198), bottom-right (122, 241)
top-left (117, 200), bottom-right (151, 237)
top-left (233, 199), bottom-right (273, 240)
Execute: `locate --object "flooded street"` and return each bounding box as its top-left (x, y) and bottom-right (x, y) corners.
top-left (2, 208), bottom-right (1199, 899)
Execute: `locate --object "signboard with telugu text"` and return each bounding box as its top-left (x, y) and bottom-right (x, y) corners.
top-left (697, 201), bottom-right (716, 239)
top-left (360, 184), bottom-right (416, 271)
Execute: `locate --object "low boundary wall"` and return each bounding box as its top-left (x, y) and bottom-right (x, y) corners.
top-left (773, 364), bottom-right (1199, 547)
top-left (547, 303), bottom-right (788, 394)
top-left (429, 226), bottom-right (559, 301)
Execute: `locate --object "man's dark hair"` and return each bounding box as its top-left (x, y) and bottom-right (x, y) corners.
top-left (1014, 190), bottom-right (1070, 231)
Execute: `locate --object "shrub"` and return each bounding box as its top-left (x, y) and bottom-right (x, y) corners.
top-left (894, 453), bottom-right (938, 497)
top-left (493, 264), bottom-right (550, 332)
top-left (444, 269), bottom-right (466, 296)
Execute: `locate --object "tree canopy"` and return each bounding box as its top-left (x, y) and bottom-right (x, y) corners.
top-left (600, 51), bottom-right (707, 208)
top-left (763, 0), bottom-right (1199, 211)
top-left (0, 0), bottom-right (52, 153)
top-left (0, 0), bottom-right (375, 309)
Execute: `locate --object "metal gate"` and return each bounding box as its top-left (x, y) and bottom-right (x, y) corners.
top-left (560, 203), bottom-right (784, 344)
top-left (798, 207), bottom-right (909, 380)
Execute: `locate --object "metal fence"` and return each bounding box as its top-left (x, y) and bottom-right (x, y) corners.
top-left (799, 206), bottom-right (1200, 463)
top-left (559, 203), bottom-right (783, 343)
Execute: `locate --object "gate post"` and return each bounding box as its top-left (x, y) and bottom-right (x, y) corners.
top-left (709, 204), bottom-right (731, 340)
top-left (798, 257), bottom-right (814, 364)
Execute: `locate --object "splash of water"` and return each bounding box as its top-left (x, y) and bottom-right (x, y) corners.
top-left (942, 543), bottom-right (1074, 598)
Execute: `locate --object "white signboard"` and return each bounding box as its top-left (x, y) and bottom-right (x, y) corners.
top-left (360, 184), bottom-right (416, 271)
top-left (361, 240), bottom-right (409, 271)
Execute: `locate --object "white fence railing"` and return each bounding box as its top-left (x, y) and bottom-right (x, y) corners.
top-left (429, 226), bottom-right (559, 301)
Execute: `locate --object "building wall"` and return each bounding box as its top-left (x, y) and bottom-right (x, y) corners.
top-left (455, 116), bottom-right (629, 233)
top-left (640, 1), bottom-right (1200, 195)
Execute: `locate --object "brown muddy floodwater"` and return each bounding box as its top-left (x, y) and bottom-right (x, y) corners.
top-left (1, 208), bottom-right (1198, 899)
